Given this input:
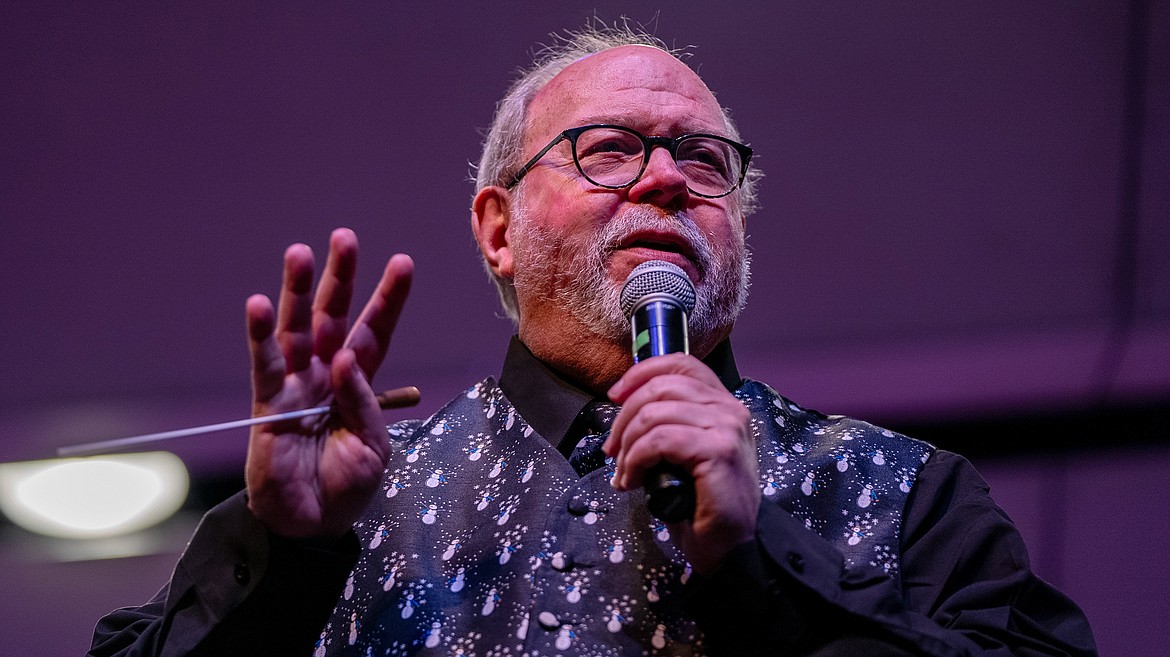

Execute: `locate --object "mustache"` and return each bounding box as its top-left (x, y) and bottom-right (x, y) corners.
top-left (595, 207), bottom-right (714, 276)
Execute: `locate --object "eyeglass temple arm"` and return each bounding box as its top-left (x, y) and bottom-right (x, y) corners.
top-left (502, 133), bottom-right (570, 189)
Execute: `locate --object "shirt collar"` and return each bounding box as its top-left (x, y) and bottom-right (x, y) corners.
top-left (498, 335), bottom-right (742, 453)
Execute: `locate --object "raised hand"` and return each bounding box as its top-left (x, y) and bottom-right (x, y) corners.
top-left (243, 228), bottom-right (413, 539)
top-left (603, 353), bottom-right (760, 574)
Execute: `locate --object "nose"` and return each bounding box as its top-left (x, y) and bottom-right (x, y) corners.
top-left (626, 146), bottom-right (689, 209)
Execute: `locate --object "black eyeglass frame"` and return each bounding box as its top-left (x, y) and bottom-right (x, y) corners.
top-left (502, 124), bottom-right (753, 199)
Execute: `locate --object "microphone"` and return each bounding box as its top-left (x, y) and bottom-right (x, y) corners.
top-left (619, 260), bottom-right (697, 523)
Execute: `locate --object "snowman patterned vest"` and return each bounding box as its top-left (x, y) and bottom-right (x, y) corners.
top-left (314, 377), bottom-right (934, 656)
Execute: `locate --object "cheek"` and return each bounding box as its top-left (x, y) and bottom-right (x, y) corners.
top-left (528, 185), bottom-right (618, 239)
top-left (728, 219), bottom-right (747, 246)
top-left (698, 207), bottom-right (742, 246)
top-left (718, 203), bottom-right (747, 243)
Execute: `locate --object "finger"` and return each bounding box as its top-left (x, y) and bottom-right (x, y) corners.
top-left (312, 228), bottom-right (359, 362)
top-left (607, 352), bottom-right (724, 404)
top-left (609, 398), bottom-right (691, 489)
top-left (331, 348), bottom-right (392, 465)
top-left (617, 395), bottom-right (711, 446)
top-left (275, 243), bottom-right (316, 373)
top-left (246, 293), bottom-right (284, 405)
top-left (614, 423), bottom-right (708, 491)
top-left (609, 395), bottom-right (713, 488)
top-left (605, 373), bottom-right (718, 455)
top-left (614, 398), bottom-right (753, 492)
top-left (346, 253), bottom-right (414, 379)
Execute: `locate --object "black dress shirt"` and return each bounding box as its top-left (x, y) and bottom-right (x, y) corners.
top-left (498, 336), bottom-right (742, 457)
top-left (89, 337), bottom-right (1097, 657)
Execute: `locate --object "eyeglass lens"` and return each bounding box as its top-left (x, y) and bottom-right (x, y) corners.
top-left (573, 127), bottom-right (742, 197)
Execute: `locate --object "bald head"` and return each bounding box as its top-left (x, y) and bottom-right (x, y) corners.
top-left (524, 45), bottom-right (728, 153)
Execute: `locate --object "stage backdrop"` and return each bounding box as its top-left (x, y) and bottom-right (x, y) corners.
top-left (0, 2), bottom-right (1166, 655)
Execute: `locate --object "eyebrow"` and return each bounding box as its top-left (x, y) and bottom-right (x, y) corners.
top-left (573, 115), bottom-right (725, 137)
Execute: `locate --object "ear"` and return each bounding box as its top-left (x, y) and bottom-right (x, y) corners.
top-left (471, 186), bottom-right (514, 278)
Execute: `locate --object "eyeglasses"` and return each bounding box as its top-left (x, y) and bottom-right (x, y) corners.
top-left (503, 124), bottom-right (753, 199)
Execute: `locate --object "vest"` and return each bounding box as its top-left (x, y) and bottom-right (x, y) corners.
top-left (315, 378), bottom-right (934, 656)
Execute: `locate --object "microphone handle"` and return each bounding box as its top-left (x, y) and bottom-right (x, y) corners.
top-left (630, 300), bottom-right (697, 523)
top-left (645, 463), bottom-right (696, 523)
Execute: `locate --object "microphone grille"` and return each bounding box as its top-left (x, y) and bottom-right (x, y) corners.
top-left (619, 260), bottom-right (697, 317)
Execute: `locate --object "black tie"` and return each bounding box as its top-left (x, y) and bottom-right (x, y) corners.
top-left (567, 400), bottom-right (619, 476)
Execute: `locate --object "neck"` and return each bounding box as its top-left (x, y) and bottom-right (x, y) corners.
top-left (518, 317), bottom-right (632, 396)
top-left (516, 312), bottom-right (731, 396)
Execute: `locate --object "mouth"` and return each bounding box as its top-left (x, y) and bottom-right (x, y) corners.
top-left (615, 231), bottom-right (697, 263)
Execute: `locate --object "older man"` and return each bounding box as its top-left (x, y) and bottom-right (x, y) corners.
top-left (91, 27), bottom-right (1095, 657)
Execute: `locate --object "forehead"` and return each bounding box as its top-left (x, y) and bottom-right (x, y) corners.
top-left (526, 45), bottom-right (727, 143)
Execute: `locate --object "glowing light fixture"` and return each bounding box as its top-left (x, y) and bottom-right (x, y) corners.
top-left (0, 452), bottom-right (189, 539)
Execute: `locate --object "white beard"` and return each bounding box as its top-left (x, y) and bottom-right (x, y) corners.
top-left (509, 203), bottom-right (751, 348)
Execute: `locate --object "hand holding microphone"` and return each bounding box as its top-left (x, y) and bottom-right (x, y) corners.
top-left (606, 260), bottom-right (760, 572)
top-left (617, 260), bottom-right (698, 522)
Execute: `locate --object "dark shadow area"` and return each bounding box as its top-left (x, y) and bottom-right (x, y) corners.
top-left (888, 399), bottom-right (1170, 459)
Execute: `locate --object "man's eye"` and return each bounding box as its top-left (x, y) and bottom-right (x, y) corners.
top-left (679, 142), bottom-right (735, 175)
top-left (679, 144), bottom-right (724, 166)
top-left (693, 151), bottom-right (723, 167)
top-left (579, 135), bottom-right (641, 158)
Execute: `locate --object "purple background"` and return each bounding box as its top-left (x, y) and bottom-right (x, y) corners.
top-left (1, 3), bottom-right (1166, 655)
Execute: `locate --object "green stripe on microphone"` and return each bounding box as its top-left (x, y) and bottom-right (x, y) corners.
top-left (632, 329), bottom-right (650, 356)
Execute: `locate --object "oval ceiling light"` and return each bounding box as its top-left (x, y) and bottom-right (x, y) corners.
top-left (0, 452), bottom-right (189, 539)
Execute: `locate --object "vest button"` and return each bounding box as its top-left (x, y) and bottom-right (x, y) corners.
top-left (233, 562), bottom-right (251, 585)
top-left (786, 552), bottom-right (805, 573)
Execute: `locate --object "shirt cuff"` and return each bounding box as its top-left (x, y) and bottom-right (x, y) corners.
top-left (161, 492), bottom-right (360, 657)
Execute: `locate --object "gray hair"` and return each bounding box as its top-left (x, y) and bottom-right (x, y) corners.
top-left (473, 23), bottom-right (761, 321)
